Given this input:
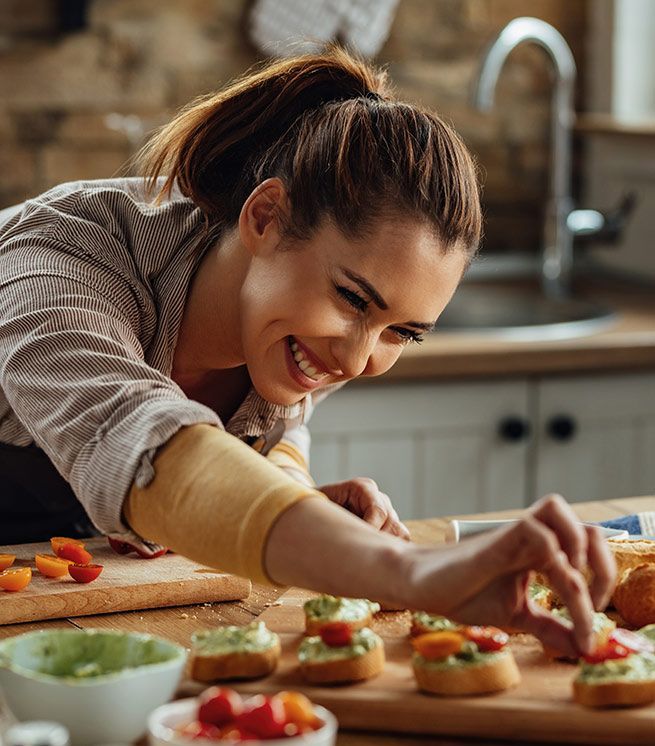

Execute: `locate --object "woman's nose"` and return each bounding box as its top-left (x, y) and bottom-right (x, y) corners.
top-left (331, 332), bottom-right (377, 380)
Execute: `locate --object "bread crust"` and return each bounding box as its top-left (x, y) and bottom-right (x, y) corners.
top-left (608, 538), bottom-right (655, 579)
top-left (191, 638), bottom-right (281, 682)
top-left (413, 651), bottom-right (520, 696)
top-left (305, 613), bottom-right (372, 637)
top-left (612, 563), bottom-right (655, 627)
top-left (300, 643), bottom-right (385, 684)
top-left (573, 677), bottom-right (655, 708)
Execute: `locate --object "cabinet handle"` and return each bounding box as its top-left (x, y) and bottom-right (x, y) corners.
top-left (547, 415), bottom-right (577, 441)
top-left (498, 416), bottom-right (531, 442)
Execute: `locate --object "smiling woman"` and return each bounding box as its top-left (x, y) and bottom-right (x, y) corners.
top-left (0, 49), bottom-right (615, 657)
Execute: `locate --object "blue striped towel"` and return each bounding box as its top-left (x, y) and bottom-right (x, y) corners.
top-left (599, 512), bottom-right (655, 539)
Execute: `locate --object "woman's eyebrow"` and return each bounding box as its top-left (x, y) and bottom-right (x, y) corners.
top-left (340, 266), bottom-right (436, 330)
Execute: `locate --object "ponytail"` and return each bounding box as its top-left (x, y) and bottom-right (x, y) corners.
top-left (136, 47), bottom-right (481, 255)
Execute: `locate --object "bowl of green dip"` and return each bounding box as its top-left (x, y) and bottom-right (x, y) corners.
top-left (0, 628), bottom-right (186, 746)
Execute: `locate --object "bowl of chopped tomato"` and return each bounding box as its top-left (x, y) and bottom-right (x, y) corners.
top-left (148, 687), bottom-right (337, 745)
top-left (0, 628), bottom-right (186, 746)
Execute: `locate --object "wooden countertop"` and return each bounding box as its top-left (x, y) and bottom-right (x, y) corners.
top-left (2, 494), bottom-right (654, 746)
top-left (377, 280), bottom-right (655, 382)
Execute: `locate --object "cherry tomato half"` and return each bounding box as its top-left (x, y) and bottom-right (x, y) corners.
top-left (56, 543), bottom-right (92, 565)
top-left (411, 631), bottom-right (465, 660)
top-left (68, 563), bottom-right (103, 583)
top-left (0, 567), bottom-right (32, 592)
top-left (198, 686), bottom-right (244, 727)
top-left (50, 536), bottom-right (85, 555)
top-left (235, 695), bottom-right (287, 739)
top-left (35, 553), bottom-right (72, 578)
top-left (276, 691), bottom-right (320, 728)
top-left (463, 625), bottom-right (509, 652)
top-left (0, 554), bottom-right (16, 571)
top-left (318, 621), bottom-right (353, 647)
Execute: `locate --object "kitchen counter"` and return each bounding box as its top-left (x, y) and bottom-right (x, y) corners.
top-left (379, 279), bottom-right (655, 382)
top-left (2, 494), bottom-right (654, 745)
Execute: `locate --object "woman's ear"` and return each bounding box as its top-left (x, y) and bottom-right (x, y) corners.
top-left (238, 178), bottom-right (290, 257)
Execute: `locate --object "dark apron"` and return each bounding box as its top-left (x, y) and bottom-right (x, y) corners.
top-left (0, 442), bottom-right (98, 545)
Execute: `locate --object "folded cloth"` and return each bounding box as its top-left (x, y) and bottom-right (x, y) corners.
top-left (599, 512), bottom-right (655, 538)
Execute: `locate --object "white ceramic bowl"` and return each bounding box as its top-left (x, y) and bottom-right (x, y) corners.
top-left (0, 628), bottom-right (186, 746)
top-left (148, 697), bottom-right (338, 746)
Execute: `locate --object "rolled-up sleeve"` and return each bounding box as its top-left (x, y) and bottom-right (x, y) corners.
top-left (0, 267), bottom-right (221, 534)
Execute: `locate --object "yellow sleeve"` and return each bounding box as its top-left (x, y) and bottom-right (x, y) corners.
top-left (124, 424), bottom-right (326, 584)
top-left (267, 440), bottom-right (316, 487)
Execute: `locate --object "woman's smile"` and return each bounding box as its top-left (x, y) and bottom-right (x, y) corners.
top-left (284, 335), bottom-right (332, 391)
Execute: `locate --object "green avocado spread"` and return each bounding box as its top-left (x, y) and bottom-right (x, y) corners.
top-left (411, 611), bottom-right (460, 632)
top-left (578, 652), bottom-right (655, 684)
top-left (303, 595), bottom-right (380, 622)
top-left (413, 641), bottom-right (508, 670)
top-left (528, 582), bottom-right (552, 605)
top-left (192, 621), bottom-right (278, 655)
top-left (0, 630), bottom-right (179, 681)
top-left (551, 607), bottom-right (615, 635)
top-left (298, 627), bottom-right (381, 663)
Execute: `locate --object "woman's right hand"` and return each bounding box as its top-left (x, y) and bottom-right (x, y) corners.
top-left (402, 494), bottom-right (617, 658)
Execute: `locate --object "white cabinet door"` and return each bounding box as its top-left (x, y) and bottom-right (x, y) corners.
top-left (534, 373), bottom-right (655, 502)
top-left (308, 380), bottom-right (531, 520)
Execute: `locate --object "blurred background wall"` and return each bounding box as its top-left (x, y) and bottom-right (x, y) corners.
top-left (0, 0), bottom-right (587, 256)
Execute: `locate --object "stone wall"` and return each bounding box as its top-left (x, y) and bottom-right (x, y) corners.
top-left (0, 0), bottom-right (587, 254)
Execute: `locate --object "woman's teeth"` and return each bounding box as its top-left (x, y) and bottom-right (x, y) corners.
top-left (290, 339), bottom-right (327, 382)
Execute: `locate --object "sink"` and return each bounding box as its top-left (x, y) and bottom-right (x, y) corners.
top-left (435, 284), bottom-right (618, 341)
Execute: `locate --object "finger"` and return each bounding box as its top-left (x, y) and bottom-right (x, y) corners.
top-left (585, 525), bottom-right (617, 610)
top-left (531, 494), bottom-right (588, 570)
top-left (514, 604), bottom-right (579, 659)
top-left (542, 549), bottom-right (595, 654)
top-left (381, 510), bottom-right (411, 541)
top-left (362, 503), bottom-right (388, 530)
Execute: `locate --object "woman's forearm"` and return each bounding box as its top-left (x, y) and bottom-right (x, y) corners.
top-left (264, 496), bottom-right (412, 606)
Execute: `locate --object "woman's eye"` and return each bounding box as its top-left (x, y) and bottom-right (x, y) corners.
top-left (391, 327), bottom-right (425, 345)
top-left (336, 285), bottom-right (369, 312)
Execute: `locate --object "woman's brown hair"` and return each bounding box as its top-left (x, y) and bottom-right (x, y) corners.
top-left (136, 47), bottom-right (481, 256)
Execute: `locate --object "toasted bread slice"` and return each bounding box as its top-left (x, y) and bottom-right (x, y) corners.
top-left (300, 642), bottom-right (385, 684)
top-left (573, 677), bottom-right (655, 707)
top-left (190, 621), bottom-right (280, 682)
top-left (413, 649), bottom-right (520, 695)
top-left (303, 595), bottom-right (378, 636)
top-left (191, 640), bottom-right (281, 682)
top-left (612, 564), bottom-right (655, 627)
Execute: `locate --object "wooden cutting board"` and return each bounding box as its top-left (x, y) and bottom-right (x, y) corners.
top-left (0, 538), bottom-right (251, 625)
top-left (182, 588), bottom-right (655, 746)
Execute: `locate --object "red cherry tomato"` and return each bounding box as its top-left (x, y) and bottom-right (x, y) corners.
top-left (50, 536), bottom-right (85, 555)
top-left (235, 695), bottom-right (287, 739)
top-left (107, 537), bottom-right (134, 555)
top-left (318, 621), bottom-right (353, 647)
top-left (57, 543), bottom-right (92, 565)
top-left (463, 625), bottom-right (509, 652)
top-left (198, 687), bottom-right (243, 727)
top-left (68, 563), bottom-right (103, 584)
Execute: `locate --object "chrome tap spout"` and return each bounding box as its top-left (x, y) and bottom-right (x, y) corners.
top-left (473, 17), bottom-right (577, 298)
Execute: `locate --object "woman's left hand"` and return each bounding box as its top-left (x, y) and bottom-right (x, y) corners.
top-left (317, 478), bottom-right (411, 540)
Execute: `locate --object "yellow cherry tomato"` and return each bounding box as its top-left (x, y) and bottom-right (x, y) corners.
top-left (0, 567), bottom-right (32, 591)
top-left (0, 554), bottom-right (16, 571)
top-left (35, 553), bottom-right (72, 578)
top-left (412, 631), bottom-right (465, 660)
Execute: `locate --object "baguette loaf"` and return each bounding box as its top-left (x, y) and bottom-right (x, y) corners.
top-left (612, 564), bottom-right (655, 628)
top-left (608, 538), bottom-right (655, 578)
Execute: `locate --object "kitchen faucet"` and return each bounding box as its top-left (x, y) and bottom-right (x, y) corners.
top-left (472, 17), bottom-right (633, 299)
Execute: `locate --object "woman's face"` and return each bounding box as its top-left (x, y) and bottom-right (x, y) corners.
top-left (239, 210), bottom-right (467, 406)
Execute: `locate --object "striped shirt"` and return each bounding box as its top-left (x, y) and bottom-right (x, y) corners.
top-left (0, 178), bottom-right (341, 535)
